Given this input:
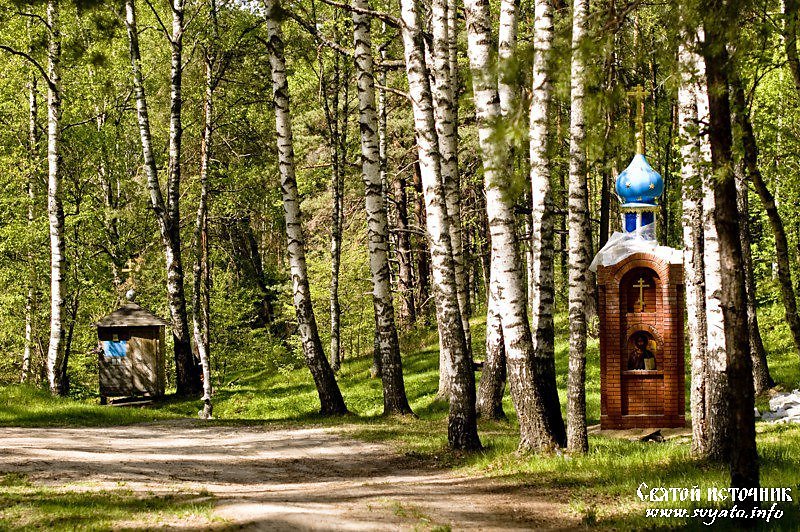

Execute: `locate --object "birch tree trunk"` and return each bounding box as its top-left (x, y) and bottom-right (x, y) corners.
top-left (464, 0), bottom-right (561, 452)
top-left (167, 0), bottom-right (201, 396)
top-left (45, 0), bottom-right (68, 396)
top-left (701, 12), bottom-right (759, 489)
top-left (411, 159), bottom-right (431, 322)
top-left (399, 0), bottom-right (479, 449)
top-left (566, 0), bottom-right (589, 454)
top-left (265, 0), bottom-right (348, 415)
top-left (701, 144), bottom-right (731, 463)
top-left (476, 0), bottom-right (517, 419)
top-left (431, 0), bottom-right (471, 400)
top-left (392, 174), bottom-right (416, 325)
top-left (319, 45), bottom-right (345, 373)
top-left (476, 265), bottom-right (506, 419)
top-left (22, 73), bottom-right (39, 384)
top-left (352, 0), bottom-right (413, 415)
top-left (124, 0), bottom-right (200, 396)
top-left (677, 38), bottom-right (709, 458)
top-left (194, 18), bottom-right (216, 418)
top-left (528, 0), bottom-right (566, 444)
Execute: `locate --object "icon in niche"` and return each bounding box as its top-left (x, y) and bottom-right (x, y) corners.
top-left (627, 331), bottom-right (656, 370)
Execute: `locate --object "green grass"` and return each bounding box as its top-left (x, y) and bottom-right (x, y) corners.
top-left (1, 304), bottom-right (799, 528)
top-left (0, 385), bottom-right (183, 427)
top-left (0, 473), bottom-right (215, 531)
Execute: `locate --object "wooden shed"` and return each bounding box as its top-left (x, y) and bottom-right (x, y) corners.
top-left (95, 302), bottom-right (169, 402)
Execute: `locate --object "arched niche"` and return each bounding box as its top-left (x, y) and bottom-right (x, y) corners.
top-left (620, 267), bottom-right (659, 313)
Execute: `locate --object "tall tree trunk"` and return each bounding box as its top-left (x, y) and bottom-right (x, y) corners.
top-left (166, 0), bottom-right (200, 395)
top-left (464, 0), bottom-right (561, 452)
top-left (22, 73), bottom-right (39, 384)
top-left (566, 0), bottom-right (589, 454)
top-left (477, 0), bottom-right (517, 420)
top-left (411, 159), bottom-right (431, 322)
top-left (701, 133), bottom-right (731, 463)
top-left (124, 0), bottom-right (200, 396)
top-left (194, 14), bottom-right (217, 418)
top-left (45, 0), bottom-right (68, 396)
top-left (476, 264), bottom-right (506, 419)
top-left (399, 0), bottom-right (480, 449)
top-left (701, 12), bottom-right (759, 490)
top-left (735, 165), bottom-right (773, 393)
top-left (265, 0), bottom-right (348, 415)
top-left (352, 0), bottom-right (413, 415)
top-left (678, 37), bottom-right (709, 458)
top-left (729, 74), bottom-right (774, 394)
top-left (431, 0), bottom-right (471, 400)
top-left (730, 76), bottom-right (800, 360)
top-left (392, 174), bottom-right (416, 325)
top-left (313, 15), bottom-right (348, 374)
top-left (528, 0), bottom-right (566, 445)
top-left (784, 0), bottom-right (800, 95)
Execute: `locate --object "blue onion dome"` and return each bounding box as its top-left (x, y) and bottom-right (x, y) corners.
top-left (615, 153), bottom-right (664, 205)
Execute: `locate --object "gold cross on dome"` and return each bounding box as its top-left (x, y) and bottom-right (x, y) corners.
top-left (627, 84), bottom-right (648, 155)
top-left (633, 277), bottom-right (649, 312)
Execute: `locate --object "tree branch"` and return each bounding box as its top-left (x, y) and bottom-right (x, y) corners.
top-left (376, 82), bottom-right (409, 100)
top-left (0, 45), bottom-right (55, 91)
top-left (316, 0), bottom-right (399, 28)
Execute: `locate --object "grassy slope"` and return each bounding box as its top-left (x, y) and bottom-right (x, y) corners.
top-left (1, 305), bottom-right (799, 528)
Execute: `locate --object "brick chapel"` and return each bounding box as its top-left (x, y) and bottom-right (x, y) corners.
top-left (590, 115), bottom-right (686, 430)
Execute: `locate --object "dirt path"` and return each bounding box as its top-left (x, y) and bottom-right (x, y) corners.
top-left (0, 421), bottom-right (576, 530)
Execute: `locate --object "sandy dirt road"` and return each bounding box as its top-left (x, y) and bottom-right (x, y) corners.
top-left (0, 421), bottom-right (577, 530)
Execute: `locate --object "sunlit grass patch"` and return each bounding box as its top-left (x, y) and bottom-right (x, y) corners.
top-left (0, 474), bottom-right (215, 531)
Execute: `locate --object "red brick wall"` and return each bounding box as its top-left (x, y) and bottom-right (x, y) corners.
top-left (597, 252), bottom-right (685, 429)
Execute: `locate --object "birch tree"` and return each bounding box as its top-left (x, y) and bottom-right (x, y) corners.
top-left (265, 0), bottom-right (348, 415)
top-left (476, 0), bottom-right (517, 422)
top-left (42, 0), bottom-right (68, 395)
top-left (677, 37), bottom-right (709, 457)
top-left (22, 73), bottom-right (39, 384)
top-left (352, 0), bottom-right (413, 415)
top-left (399, 0), bottom-right (480, 449)
top-left (566, 0), bottom-right (589, 454)
top-left (702, 4), bottom-right (759, 488)
top-left (193, 0), bottom-right (219, 419)
top-left (430, 0), bottom-right (471, 399)
top-left (463, 0), bottom-right (562, 452)
top-left (123, 0), bottom-right (200, 396)
top-left (528, 0), bottom-right (566, 443)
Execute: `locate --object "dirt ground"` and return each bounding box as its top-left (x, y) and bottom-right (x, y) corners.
top-left (0, 420), bottom-right (578, 530)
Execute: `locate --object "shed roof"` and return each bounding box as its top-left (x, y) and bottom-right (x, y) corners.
top-left (95, 302), bottom-right (170, 328)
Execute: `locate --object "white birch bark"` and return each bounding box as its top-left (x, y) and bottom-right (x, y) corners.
top-left (528, 0), bottom-right (565, 444)
top-left (22, 73), bottom-right (39, 384)
top-left (702, 134), bottom-right (730, 463)
top-left (498, 0), bottom-right (518, 117)
top-left (566, 0), bottom-right (590, 453)
top-left (265, 0), bottom-right (348, 415)
top-left (677, 38), bottom-right (709, 457)
top-left (682, 35), bottom-right (729, 460)
top-left (399, 0), bottom-right (479, 449)
top-left (352, 0), bottom-right (412, 415)
top-left (124, 0), bottom-right (199, 396)
top-left (45, 0), bottom-right (68, 395)
top-left (464, 0), bottom-right (561, 452)
top-left (431, 0), bottom-right (471, 399)
top-left (477, 0), bottom-right (517, 423)
top-left (194, 30), bottom-right (216, 418)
